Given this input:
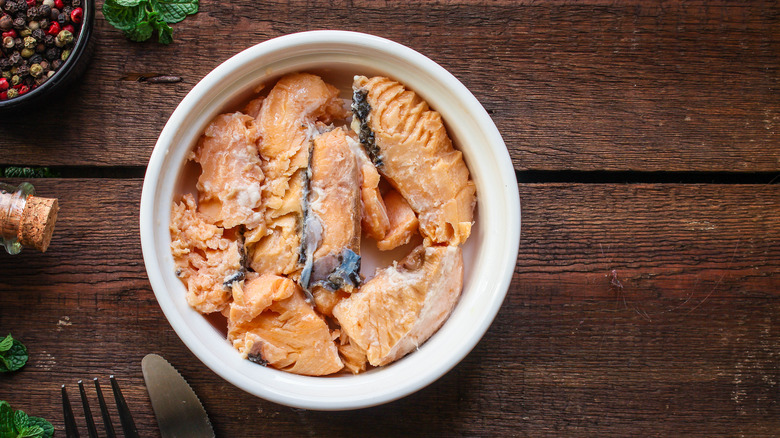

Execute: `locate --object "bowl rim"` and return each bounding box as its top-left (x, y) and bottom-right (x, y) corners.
top-left (140, 30), bottom-right (521, 410)
top-left (0, 0), bottom-right (96, 110)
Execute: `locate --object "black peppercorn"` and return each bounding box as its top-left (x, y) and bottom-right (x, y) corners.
top-left (13, 36), bottom-right (21, 50)
top-left (12, 15), bottom-right (24, 29)
top-left (56, 11), bottom-right (65, 24)
top-left (0, 58), bottom-right (9, 70)
top-left (44, 45), bottom-right (57, 59)
top-left (38, 4), bottom-right (49, 16)
top-left (28, 52), bottom-right (41, 64)
top-left (62, 5), bottom-right (71, 16)
top-left (50, 57), bottom-right (61, 69)
top-left (15, 62), bottom-right (27, 75)
top-left (8, 50), bottom-right (20, 64)
top-left (31, 27), bottom-right (43, 40)
top-left (43, 33), bottom-right (53, 46)
top-left (4, 1), bottom-right (19, 14)
top-left (38, 17), bottom-right (48, 29)
top-left (25, 6), bottom-right (37, 20)
top-left (49, 7), bottom-right (57, 20)
top-left (35, 42), bottom-right (44, 52)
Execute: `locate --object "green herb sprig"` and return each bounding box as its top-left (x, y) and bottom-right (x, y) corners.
top-left (0, 335), bottom-right (27, 373)
top-left (0, 401), bottom-right (54, 438)
top-left (102, 0), bottom-right (198, 44)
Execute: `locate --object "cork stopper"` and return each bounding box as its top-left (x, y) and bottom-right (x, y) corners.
top-left (18, 196), bottom-right (59, 252)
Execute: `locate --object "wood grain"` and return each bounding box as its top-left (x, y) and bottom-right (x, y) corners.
top-left (1, 1), bottom-right (777, 172)
top-left (0, 179), bottom-right (776, 436)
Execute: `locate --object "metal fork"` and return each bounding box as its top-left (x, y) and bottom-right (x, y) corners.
top-left (61, 375), bottom-right (140, 438)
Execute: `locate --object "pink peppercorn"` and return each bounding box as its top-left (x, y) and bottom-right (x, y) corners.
top-left (70, 7), bottom-right (82, 24)
top-left (16, 84), bottom-right (29, 95)
top-left (25, 0), bottom-right (35, 7)
top-left (0, 91), bottom-right (7, 100)
top-left (2, 29), bottom-right (15, 38)
top-left (0, 78), bottom-right (8, 91)
top-left (46, 21), bottom-right (60, 35)
top-left (63, 24), bottom-right (74, 34)
top-left (54, 0), bottom-right (64, 9)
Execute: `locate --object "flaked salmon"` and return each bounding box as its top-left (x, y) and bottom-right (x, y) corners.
top-left (170, 194), bottom-right (245, 314)
top-left (192, 112), bottom-right (265, 230)
top-left (300, 128), bottom-right (363, 313)
top-left (248, 73), bottom-right (348, 277)
top-left (228, 274), bottom-right (344, 376)
top-left (332, 245), bottom-right (463, 366)
top-left (376, 189), bottom-right (418, 251)
top-left (352, 75), bottom-right (476, 246)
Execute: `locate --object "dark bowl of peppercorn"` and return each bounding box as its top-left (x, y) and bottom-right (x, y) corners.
top-left (0, 0), bottom-right (94, 114)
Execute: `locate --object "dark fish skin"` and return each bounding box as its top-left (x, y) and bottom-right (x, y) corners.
top-left (351, 89), bottom-right (383, 167)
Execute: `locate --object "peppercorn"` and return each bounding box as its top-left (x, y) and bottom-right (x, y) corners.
top-left (45, 68), bottom-right (53, 77)
top-left (62, 22), bottom-right (72, 34)
top-left (28, 52), bottom-right (40, 63)
top-left (41, 0), bottom-right (52, 7)
top-left (0, 77), bottom-right (7, 90)
top-left (8, 50), bottom-right (20, 64)
top-left (71, 0), bottom-right (79, 6)
top-left (56, 11), bottom-right (65, 24)
top-left (13, 36), bottom-right (22, 49)
top-left (0, 58), bottom-right (9, 69)
top-left (34, 73), bottom-right (46, 85)
top-left (43, 45), bottom-right (55, 59)
top-left (45, 19), bottom-right (57, 34)
top-left (31, 27), bottom-right (42, 40)
top-left (0, 71), bottom-right (10, 79)
top-left (34, 41), bottom-right (43, 51)
top-left (22, 34), bottom-right (33, 47)
top-left (48, 7), bottom-right (57, 20)
top-left (38, 59), bottom-right (46, 69)
top-left (24, 0), bottom-right (34, 7)
top-left (20, 46), bottom-right (32, 57)
top-left (0, 14), bottom-right (12, 30)
top-left (14, 62), bottom-right (26, 75)
top-left (12, 16), bottom-right (24, 29)
top-left (25, 5), bottom-right (37, 20)
top-left (49, 57), bottom-right (59, 69)
top-left (28, 62), bottom-right (41, 77)
top-left (59, 47), bottom-right (68, 60)
top-left (0, 0), bottom-right (5, 8)
top-left (9, 74), bottom-right (19, 85)
top-left (6, 87), bottom-right (17, 98)
top-left (38, 17), bottom-right (47, 28)
top-left (28, 19), bottom-right (38, 30)
top-left (2, 35), bottom-right (12, 48)
top-left (42, 32), bottom-right (52, 45)
top-left (53, 27), bottom-right (68, 47)
top-left (4, 1), bottom-right (19, 13)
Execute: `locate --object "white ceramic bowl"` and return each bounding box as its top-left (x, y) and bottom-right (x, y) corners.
top-left (140, 30), bottom-right (520, 411)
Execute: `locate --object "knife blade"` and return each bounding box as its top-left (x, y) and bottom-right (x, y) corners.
top-left (141, 353), bottom-right (216, 438)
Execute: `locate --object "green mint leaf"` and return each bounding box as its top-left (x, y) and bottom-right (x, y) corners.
top-left (0, 340), bottom-right (28, 373)
top-left (153, 19), bottom-right (173, 44)
top-left (125, 20), bottom-right (154, 41)
top-left (115, 0), bottom-right (143, 6)
top-left (0, 402), bottom-right (13, 437)
top-left (18, 425), bottom-right (44, 438)
top-left (24, 418), bottom-right (53, 438)
top-left (2, 167), bottom-right (58, 178)
top-left (0, 336), bottom-right (11, 353)
top-left (154, 0), bottom-right (198, 24)
top-left (13, 410), bottom-right (29, 433)
top-left (102, 0), bottom-right (146, 31)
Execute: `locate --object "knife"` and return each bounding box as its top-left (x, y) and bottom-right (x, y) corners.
top-left (141, 354), bottom-right (216, 438)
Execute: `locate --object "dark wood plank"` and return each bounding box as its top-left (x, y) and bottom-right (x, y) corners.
top-left (1, 1), bottom-right (777, 172)
top-left (0, 179), bottom-right (777, 436)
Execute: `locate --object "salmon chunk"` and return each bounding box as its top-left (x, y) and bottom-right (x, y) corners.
top-left (192, 112), bottom-right (265, 230)
top-left (332, 245), bottom-right (463, 366)
top-left (300, 128), bottom-right (363, 312)
top-left (349, 134), bottom-right (390, 241)
top-left (228, 275), bottom-right (344, 376)
top-left (248, 73), bottom-right (349, 277)
top-left (170, 194), bottom-right (244, 314)
top-left (376, 189), bottom-right (419, 251)
top-left (352, 75), bottom-right (476, 246)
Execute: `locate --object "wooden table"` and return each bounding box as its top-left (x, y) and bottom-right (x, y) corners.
top-left (2, 1), bottom-right (778, 436)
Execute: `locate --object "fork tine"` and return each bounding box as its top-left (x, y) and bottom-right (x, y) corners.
top-left (93, 378), bottom-right (117, 438)
top-left (110, 375), bottom-right (140, 438)
top-left (78, 380), bottom-right (99, 438)
top-left (61, 385), bottom-right (81, 438)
